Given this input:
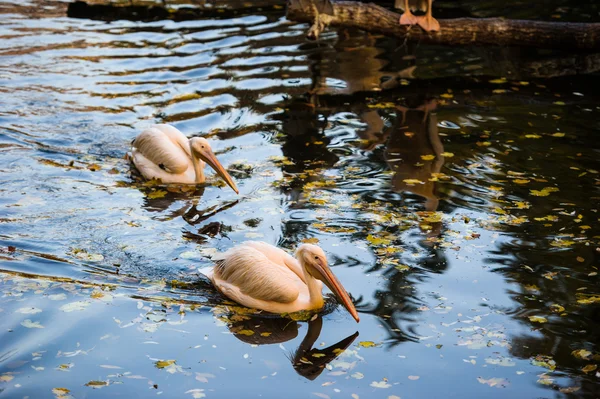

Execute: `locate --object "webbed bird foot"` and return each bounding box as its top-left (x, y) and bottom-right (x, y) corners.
top-left (399, 11), bottom-right (419, 26)
top-left (417, 15), bottom-right (440, 32)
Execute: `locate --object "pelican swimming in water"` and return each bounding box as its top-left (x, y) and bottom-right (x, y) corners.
top-left (131, 124), bottom-right (238, 193)
top-left (201, 241), bottom-right (360, 322)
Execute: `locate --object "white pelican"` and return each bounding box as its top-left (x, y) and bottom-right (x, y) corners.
top-left (131, 124), bottom-right (238, 193)
top-left (201, 241), bottom-right (360, 322)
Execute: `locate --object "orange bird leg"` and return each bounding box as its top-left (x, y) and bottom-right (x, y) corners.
top-left (399, 0), bottom-right (419, 26)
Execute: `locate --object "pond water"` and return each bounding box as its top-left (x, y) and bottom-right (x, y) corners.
top-left (1, 1), bottom-right (599, 398)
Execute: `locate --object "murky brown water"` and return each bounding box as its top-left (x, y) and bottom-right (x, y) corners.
top-left (1, 1), bottom-right (599, 398)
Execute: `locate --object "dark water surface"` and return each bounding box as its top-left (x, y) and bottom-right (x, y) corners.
top-left (1, 1), bottom-right (599, 398)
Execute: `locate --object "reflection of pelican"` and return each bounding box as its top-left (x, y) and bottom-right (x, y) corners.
top-left (201, 242), bottom-right (360, 322)
top-left (131, 124), bottom-right (238, 193)
top-left (226, 314), bottom-right (358, 380)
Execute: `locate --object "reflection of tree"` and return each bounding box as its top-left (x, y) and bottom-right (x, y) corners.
top-left (488, 239), bottom-right (600, 396)
top-left (223, 314), bottom-right (358, 380)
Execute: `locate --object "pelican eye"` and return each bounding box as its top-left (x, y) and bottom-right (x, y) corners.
top-left (314, 256), bottom-right (319, 260)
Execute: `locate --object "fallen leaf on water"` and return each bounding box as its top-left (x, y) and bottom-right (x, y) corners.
top-left (441, 152), bottom-right (454, 157)
top-left (477, 377), bottom-right (508, 388)
top-left (185, 389), bottom-right (206, 398)
top-left (21, 319), bottom-right (44, 329)
top-left (195, 373), bottom-right (215, 383)
top-left (420, 155), bottom-right (435, 161)
top-left (370, 380), bottom-right (391, 389)
top-left (52, 387), bottom-right (71, 398)
top-left (236, 329), bottom-right (255, 336)
top-left (60, 301), bottom-right (90, 312)
top-left (531, 355), bottom-right (556, 371)
top-left (559, 386), bottom-right (581, 394)
top-left (571, 349), bottom-right (592, 360)
top-left (402, 179), bottom-right (424, 185)
top-left (351, 372), bottom-right (364, 379)
top-left (147, 190), bottom-right (168, 199)
top-left (16, 307), bottom-right (42, 314)
top-left (408, 375), bottom-right (420, 380)
top-left (552, 132), bottom-right (565, 138)
top-left (549, 304), bottom-right (565, 313)
top-left (528, 315), bottom-right (547, 323)
top-left (582, 364), bottom-right (597, 373)
top-left (513, 179), bottom-right (530, 184)
top-left (524, 134), bottom-right (541, 139)
top-left (0, 374), bottom-right (14, 382)
top-left (85, 381), bottom-right (108, 388)
top-left (577, 295), bottom-right (600, 305)
top-left (358, 341), bottom-right (377, 348)
top-left (56, 363), bottom-right (74, 371)
top-left (155, 360), bottom-right (176, 369)
top-left (366, 235), bottom-right (392, 246)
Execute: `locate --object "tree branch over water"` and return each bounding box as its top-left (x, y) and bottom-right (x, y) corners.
top-left (286, 0), bottom-right (600, 51)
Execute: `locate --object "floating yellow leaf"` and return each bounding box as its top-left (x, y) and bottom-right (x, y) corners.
top-left (489, 78), bottom-right (507, 84)
top-left (476, 141), bottom-right (491, 147)
top-left (531, 355), bottom-right (556, 371)
top-left (514, 201), bottom-right (530, 209)
top-left (155, 360), bottom-right (176, 369)
top-left (358, 341), bottom-right (377, 348)
top-left (513, 179), bottom-right (530, 184)
top-left (553, 101), bottom-right (565, 105)
top-left (52, 387), bottom-right (71, 398)
top-left (421, 154), bottom-right (436, 161)
top-left (577, 295), bottom-right (600, 305)
top-left (367, 235), bottom-right (392, 246)
top-left (85, 381), bottom-right (108, 388)
top-left (302, 238), bottom-right (319, 244)
top-left (0, 374), bottom-right (14, 382)
top-left (549, 304), bottom-right (565, 313)
top-left (529, 316), bottom-right (547, 323)
top-left (571, 349), bottom-right (592, 360)
top-left (552, 133), bottom-right (565, 137)
top-left (395, 264), bottom-right (410, 272)
top-left (402, 179), bottom-right (424, 185)
top-left (576, 256), bottom-right (584, 262)
top-left (582, 364), bottom-right (597, 373)
top-left (236, 329), bottom-right (255, 336)
top-left (525, 134), bottom-right (541, 139)
top-left (440, 93), bottom-right (453, 99)
top-left (147, 190), bottom-right (168, 199)
top-left (441, 152), bottom-right (454, 157)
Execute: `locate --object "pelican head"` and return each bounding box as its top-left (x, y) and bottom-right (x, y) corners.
top-left (296, 244), bottom-right (360, 322)
top-left (189, 137), bottom-right (239, 194)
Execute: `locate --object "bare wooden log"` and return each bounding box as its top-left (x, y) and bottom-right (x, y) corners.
top-left (286, 0), bottom-right (600, 51)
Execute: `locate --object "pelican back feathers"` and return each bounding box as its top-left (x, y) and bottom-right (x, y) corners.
top-left (213, 243), bottom-right (300, 304)
top-left (132, 125), bottom-right (191, 174)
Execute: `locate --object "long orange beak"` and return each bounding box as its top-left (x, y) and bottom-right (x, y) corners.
top-left (315, 264), bottom-right (360, 323)
top-left (198, 149), bottom-right (239, 194)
